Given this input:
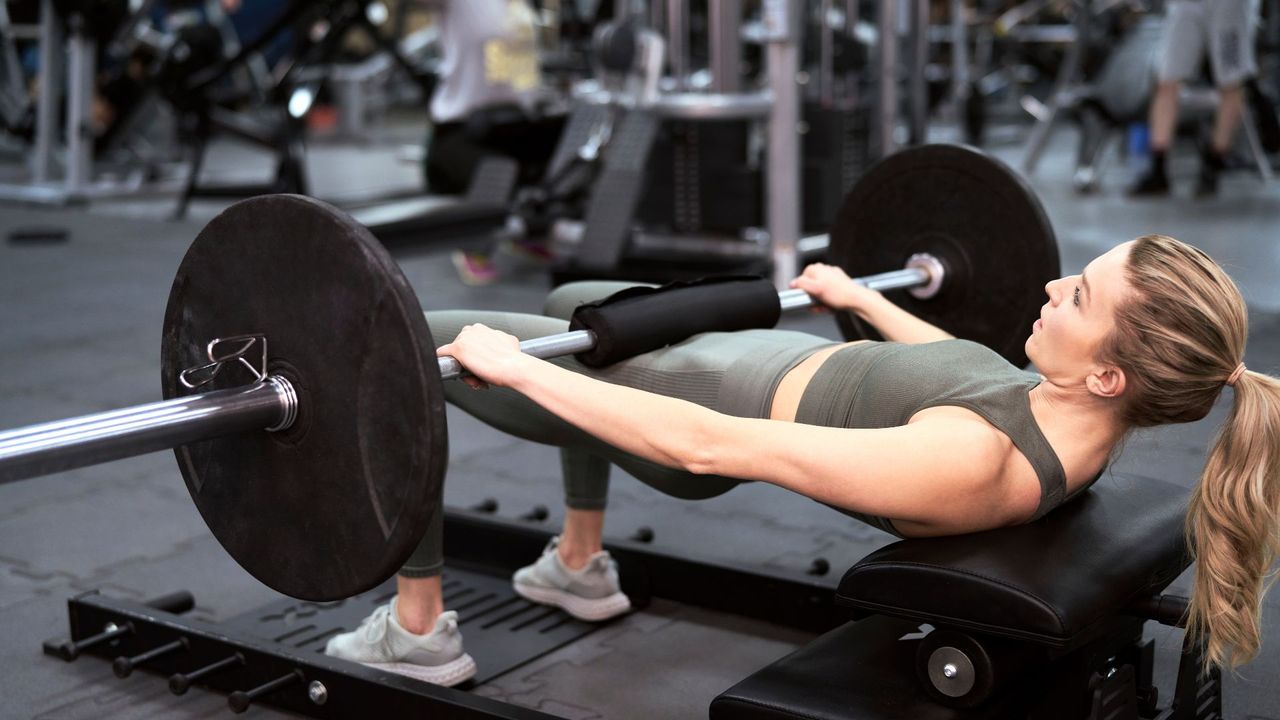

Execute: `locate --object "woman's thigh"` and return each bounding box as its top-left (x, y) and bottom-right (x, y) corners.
top-left (427, 308), bottom-right (737, 499)
top-left (425, 309), bottom-right (835, 498)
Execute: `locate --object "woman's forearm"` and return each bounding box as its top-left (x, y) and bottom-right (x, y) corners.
top-left (505, 355), bottom-right (716, 471)
top-left (847, 291), bottom-right (954, 344)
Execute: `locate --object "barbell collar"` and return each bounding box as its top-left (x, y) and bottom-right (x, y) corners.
top-left (0, 377), bottom-right (296, 485)
top-left (906, 254), bottom-right (946, 300)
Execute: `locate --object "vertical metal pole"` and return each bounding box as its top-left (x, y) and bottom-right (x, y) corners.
top-left (666, 0), bottom-right (688, 90)
top-left (950, 0), bottom-right (969, 108)
top-left (32, 0), bottom-right (60, 183)
top-left (1022, 0), bottom-right (1086, 173)
top-left (1270, 0), bottom-right (1280, 53)
top-left (876, 0), bottom-right (899, 158)
top-left (764, 0), bottom-right (800, 290)
top-left (335, 76), bottom-right (363, 138)
top-left (64, 18), bottom-right (95, 195)
top-left (908, 0), bottom-right (929, 144)
top-left (819, 0), bottom-right (834, 106)
top-left (0, 3), bottom-right (26, 119)
top-left (843, 0), bottom-right (860, 105)
top-left (708, 0), bottom-right (742, 92)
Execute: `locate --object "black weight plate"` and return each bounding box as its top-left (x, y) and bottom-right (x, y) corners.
top-left (160, 194), bottom-right (445, 601)
top-left (830, 144), bottom-right (1059, 368)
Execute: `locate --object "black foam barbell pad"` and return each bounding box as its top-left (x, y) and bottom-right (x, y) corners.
top-left (569, 275), bottom-right (782, 368)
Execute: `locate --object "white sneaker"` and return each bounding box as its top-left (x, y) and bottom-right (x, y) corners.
top-left (513, 537), bottom-right (632, 622)
top-left (324, 598), bottom-right (477, 686)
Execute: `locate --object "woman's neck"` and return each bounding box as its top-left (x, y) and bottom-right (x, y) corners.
top-left (1028, 378), bottom-right (1129, 456)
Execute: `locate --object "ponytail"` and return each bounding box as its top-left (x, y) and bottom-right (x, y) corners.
top-left (1185, 370), bottom-right (1280, 671)
top-left (1092, 234), bottom-right (1279, 671)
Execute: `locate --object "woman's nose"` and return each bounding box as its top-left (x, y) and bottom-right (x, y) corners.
top-left (1044, 278), bottom-right (1060, 304)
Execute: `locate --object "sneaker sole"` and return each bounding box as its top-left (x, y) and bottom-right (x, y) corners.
top-left (500, 238), bottom-right (553, 264)
top-left (450, 251), bottom-right (497, 286)
top-left (364, 653), bottom-right (477, 687)
top-left (513, 582), bottom-right (631, 622)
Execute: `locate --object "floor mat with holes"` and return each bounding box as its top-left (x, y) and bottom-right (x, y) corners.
top-left (221, 567), bottom-right (604, 684)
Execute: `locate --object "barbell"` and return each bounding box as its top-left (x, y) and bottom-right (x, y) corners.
top-left (0, 144), bottom-right (1059, 602)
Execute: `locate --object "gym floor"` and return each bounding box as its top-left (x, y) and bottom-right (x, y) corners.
top-left (1, 122), bottom-right (1279, 719)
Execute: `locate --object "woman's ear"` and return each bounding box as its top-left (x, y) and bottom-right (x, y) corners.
top-left (1086, 365), bottom-right (1126, 398)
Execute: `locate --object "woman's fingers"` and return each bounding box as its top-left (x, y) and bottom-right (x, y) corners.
top-left (435, 324), bottom-right (524, 388)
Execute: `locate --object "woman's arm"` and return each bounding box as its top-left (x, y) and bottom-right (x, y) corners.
top-left (693, 412), bottom-right (1032, 534)
top-left (440, 324), bottom-right (733, 470)
top-left (440, 325), bottom-right (1028, 535)
top-left (790, 263), bottom-right (954, 344)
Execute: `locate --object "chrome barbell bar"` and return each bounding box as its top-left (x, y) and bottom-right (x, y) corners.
top-left (0, 257), bottom-right (941, 483)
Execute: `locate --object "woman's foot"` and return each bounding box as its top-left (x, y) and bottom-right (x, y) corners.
top-left (451, 250), bottom-right (498, 286)
top-left (324, 598), bottom-right (477, 686)
top-left (503, 237), bottom-right (554, 264)
top-left (513, 536), bottom-right (631, 621)
top-left (1127, 168), bottom-right (1171, 197)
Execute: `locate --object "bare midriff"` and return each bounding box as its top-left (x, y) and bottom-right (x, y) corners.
top-left (768, 340), bottom-right (870, 422)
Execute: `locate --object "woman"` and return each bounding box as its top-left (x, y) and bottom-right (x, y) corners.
top-left (326, 235), bottom-right (1280, 687)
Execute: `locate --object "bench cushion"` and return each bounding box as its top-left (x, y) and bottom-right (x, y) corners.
top-left (836, 474), bottom-right (1191, 646)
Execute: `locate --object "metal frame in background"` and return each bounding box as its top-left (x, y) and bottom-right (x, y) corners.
top-left (169, 0), bottom-right (435, 217)
top-left (0, 0), bottom-right (189, 205)
top-left (43, 507), bottom-right (845, 719)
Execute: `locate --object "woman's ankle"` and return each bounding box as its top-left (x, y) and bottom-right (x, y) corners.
top-left (558, 509), bottom-right (606, 570)
top-left (395, 576), bottom-right (445, 634)
top-left (556, 543), bottom-right (597, 570)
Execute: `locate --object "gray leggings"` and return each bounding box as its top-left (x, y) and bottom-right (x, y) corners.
top-left (400, 282), bottom-right (837, 577)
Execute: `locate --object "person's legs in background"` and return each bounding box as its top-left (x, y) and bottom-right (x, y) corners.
top-left (1197, 0), bottom-right (1259, 196)
top-left (426, 118), bottom-right (504, 284)
top-left (447, 109), bottom-right (568, 284)
top-left (424, 121), bottom-right (484, 195)
top-left (1130, 0), bottom-right (1203, 196)
top-left (1130, 81), bottom-right (1182, 195)
top-left (1197, 83), bottom-right (1244, 196)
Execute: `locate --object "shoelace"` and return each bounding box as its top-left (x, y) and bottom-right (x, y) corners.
top-left (361, 605), bottom-right (391, 645)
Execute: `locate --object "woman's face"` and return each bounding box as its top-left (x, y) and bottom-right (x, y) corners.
top-left (1025, 242), bottom-right (1133, 390)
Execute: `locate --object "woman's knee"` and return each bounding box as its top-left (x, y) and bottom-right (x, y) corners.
top-left (425, 309), bottom-right (568, 347)
top-left (543, 281), bottom-right (657, 319)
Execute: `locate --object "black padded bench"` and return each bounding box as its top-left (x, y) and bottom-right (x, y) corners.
top-left (712, 475), bottom-right (1224, 720)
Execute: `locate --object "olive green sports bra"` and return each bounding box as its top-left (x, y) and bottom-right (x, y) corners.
top-left (795, 339), bottom-right (1096, 536)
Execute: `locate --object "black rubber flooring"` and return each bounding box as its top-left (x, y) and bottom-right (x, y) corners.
top-left (1, 126), bottom-right (1279, 719)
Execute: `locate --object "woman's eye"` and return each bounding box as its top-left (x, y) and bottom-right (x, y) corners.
top-left (1072, 287), bottom-right (1081, 306)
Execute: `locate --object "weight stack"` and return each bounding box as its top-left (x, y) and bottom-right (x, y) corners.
top-left (636, 119), bottom-right (763, 236)
top-left (802, 101), bottom-right (871, 234)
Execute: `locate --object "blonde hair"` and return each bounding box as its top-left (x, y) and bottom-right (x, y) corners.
top-left (1099, 234), bottom-right (1280, 671)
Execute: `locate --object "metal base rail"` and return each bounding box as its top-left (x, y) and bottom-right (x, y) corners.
top-left (44, 508), bottom-right (845, 718)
